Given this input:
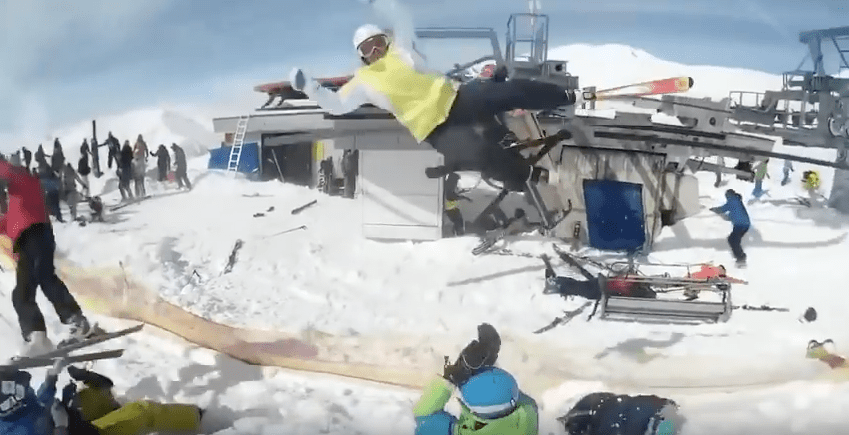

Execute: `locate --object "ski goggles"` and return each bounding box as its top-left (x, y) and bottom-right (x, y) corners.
top-left (357, 35), bottom-right (388, 58)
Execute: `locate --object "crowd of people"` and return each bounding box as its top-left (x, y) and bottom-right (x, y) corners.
top-left (0, 134), bottom-right (191, 224)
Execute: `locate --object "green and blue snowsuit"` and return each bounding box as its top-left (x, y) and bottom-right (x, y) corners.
top-left (413, 376), bottom-right (538, 435)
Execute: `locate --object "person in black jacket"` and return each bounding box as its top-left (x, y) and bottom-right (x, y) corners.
top-left (104, 132), bottom-right (121, 170)
top-left (170, 143), bottom-right (191, 190)
top-left (35, 144), bottom-right (50, 176)
top-left (443, 173), bottom-right (471, 236)
top-left (150, 144), bottom-right (170, 182)
top-left (21, 146), bottom-right (32, 171)
top-left (78, 141), bottom-right (91, 197)
top-left (559, 392), bottom-right (682, 435)
top-left (117, 141), bottom-right (134, 200)
top-left (51, 139), bottom-right (65, 175)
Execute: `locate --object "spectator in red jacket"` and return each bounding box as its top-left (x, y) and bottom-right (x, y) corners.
top-left (0, 160), bottom-right (93, 356)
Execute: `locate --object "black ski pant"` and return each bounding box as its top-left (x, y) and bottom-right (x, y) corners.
top-left (175, 169), bottom-right (191, 189)
top-left (107, 147), bottom-right (118, 169)
top-left (552, 276), bottom-right (603, 300)
top-left (425, 79), bottom-right (572, 192)
top-left (728, 225), bottom-right (748, 261)
top-left (444, 208), bottom-right (465, 236)
top-left (157, 163), bottom-right (168, 181)
top-left (12, 224), bottom-right (83, 339)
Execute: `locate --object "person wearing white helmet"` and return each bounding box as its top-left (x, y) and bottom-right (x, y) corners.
top-left (289, 0), bottom-right (577, 193)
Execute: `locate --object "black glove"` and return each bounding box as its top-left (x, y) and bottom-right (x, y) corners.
top-left (443, 323), bottom-right (501, 386)
top-left (67, 366), bottom-right (114, 389)
top-left (61, 382), bottom-right (76, 407)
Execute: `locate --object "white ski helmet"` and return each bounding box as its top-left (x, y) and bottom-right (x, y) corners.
top-left (353, 24), bottom-right (387, 50)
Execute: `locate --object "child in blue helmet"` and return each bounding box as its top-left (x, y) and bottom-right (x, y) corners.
top-left (559, 392), bottom-right (683, 435)
top-left (0, 358), bottom-right (71, 435)
top-left (413, 323), bottom-right (539, 435)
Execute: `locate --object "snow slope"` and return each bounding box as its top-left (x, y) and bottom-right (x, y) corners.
top-left (0, 44), bottom-right (847, 433)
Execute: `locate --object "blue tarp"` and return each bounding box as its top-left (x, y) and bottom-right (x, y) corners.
top-left (583, 179), bottom-right (646, 252)
top-left (208, 142), bottom-right (260, 175)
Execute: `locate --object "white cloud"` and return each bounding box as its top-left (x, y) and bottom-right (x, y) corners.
top-left (0, 0), bottom-right (176, 144)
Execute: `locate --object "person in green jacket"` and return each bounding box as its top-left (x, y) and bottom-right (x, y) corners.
top-left (412, 323), bottom-right (538, 435)
top-left (751, 158), bottom-right (769, 198)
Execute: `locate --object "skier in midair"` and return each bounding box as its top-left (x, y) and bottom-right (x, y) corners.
top-left (0, 159), bottom-right (94, 356)
top-left (414, 323), bottom-right (539, 435)
top-left (289, 0), bottom-right (578, 193)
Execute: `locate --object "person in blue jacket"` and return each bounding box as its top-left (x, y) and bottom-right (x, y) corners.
top-left (559, 392), bottom-right (682, 435)
top-left (709, 189), bottom-right (750, 266)
top-left (0, 358), bottom-right (70, 435)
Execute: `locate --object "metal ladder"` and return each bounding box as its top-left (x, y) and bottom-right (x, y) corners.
top-left (227, 115), bottom-right (250, 174)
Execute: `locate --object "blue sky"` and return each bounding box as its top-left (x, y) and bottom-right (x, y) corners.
top-left (0, 0), bottom-right (847, 142)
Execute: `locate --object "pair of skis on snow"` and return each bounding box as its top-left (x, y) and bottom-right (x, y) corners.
top-left (0, 324), bottom-right (144, 371)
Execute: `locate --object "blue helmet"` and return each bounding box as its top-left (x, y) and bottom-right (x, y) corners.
top-left (458, 367), bottom-right (519, 420)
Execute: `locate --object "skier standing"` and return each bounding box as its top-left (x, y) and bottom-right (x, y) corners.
top-left (443, 173), bottom-right (470, 236)
top-left (751, 158), bottom-right (769, 198)
top-left (132, 135), bottom-right (148, 197)
top-left (77, 145), bottom-right (91, 198)
top-left (150, 145), bottom-right (171, 182)
top-left (709, 189), bottom-right (750, 267)
top-left (781, 159), bottom-right (794, 186)
top-left (61, 164), bottom-right (87, 222)
top-left (21, 147), bottom-right (31, 172)
top-left (50, 140), bottom-right (65, 176)
top-left (104, 132), bottom-right (120, 170)
top-left (0, 159), bottom-right (93, 356)
top-left (117, 141), bottom-right (134, 201)
top-left (414, 323), bottom-right (539, 435)
top-left (289, 0), bottom-right (577, 193)
top-left (559, 392), bottom-right (682, 435)
top-left (801, 170), bottom-right (824, 207)
top-left (170, 144), bottom-right (191, 190)
top-left (713, 155), bottom-right (724, 188)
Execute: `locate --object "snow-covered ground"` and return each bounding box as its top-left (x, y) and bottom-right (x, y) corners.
top-left (0, 43), bottom-right (847, 434)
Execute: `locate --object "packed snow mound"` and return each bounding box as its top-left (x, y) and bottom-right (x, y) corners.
top-left (548, 43), bottom-right (783, 101)
top-left (50, 107), bottom-right (217, 162)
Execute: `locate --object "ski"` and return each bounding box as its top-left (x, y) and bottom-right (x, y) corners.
top-left (1, 349), bottom-right (124, 371)
top-left (12, 324), bottom-right (144, 363)
top-left (534, 301), bottom-right (593, 334)
top-left (472, 232), bottom-right (504, 256)
top-left (109, 195), bottom-right (153, 211)
top-left (586, 76), bottom-right (694, 101)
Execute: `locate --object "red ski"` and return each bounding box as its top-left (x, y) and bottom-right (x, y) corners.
top-left (585, 76), bottom-right (694, 101)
